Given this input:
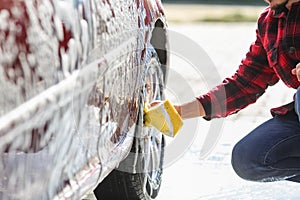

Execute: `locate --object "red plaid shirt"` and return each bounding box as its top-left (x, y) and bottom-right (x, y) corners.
top-left (198, 2), bottom-right (300, 120)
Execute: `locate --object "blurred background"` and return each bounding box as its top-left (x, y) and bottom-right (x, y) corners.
top-left (157, 1), bottom-right (300, 200)
top-left (163, 0), bottom-right (267, 23)
top-left (164, 0), bottom-right (264, 4)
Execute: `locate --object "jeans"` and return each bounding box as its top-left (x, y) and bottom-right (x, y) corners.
top-left (231, 88), bottom-right (300, 182)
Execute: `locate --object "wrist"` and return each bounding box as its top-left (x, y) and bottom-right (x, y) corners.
top-left (177, 100), bottom-right (205, 119)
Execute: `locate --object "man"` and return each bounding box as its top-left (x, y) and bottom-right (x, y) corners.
top-left (175, 0), bottom-right (300, 182)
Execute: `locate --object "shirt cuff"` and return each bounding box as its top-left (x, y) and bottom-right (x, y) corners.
top-left (197, 95), bottom-right (212, 121)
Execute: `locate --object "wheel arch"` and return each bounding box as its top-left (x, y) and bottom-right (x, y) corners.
top-left (150, 18), bottom-right (169, 85)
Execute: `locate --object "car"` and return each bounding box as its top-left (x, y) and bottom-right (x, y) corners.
top-left (0, 0), bottom-right (169, 199)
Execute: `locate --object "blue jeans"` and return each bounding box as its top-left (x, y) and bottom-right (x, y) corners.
top-left (231, 88), bottom-right (300, 182)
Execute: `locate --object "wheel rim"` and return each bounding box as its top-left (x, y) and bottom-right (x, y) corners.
top-left (142, 53), bottom-right (165, 198)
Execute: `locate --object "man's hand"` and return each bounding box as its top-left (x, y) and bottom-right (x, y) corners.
top-left (291, 63), bottom-right (300, 81)
top-left (150, 99), bottom-right (206, 119)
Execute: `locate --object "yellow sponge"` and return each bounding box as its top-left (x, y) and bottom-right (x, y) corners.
top-left (144, 100), bottom-right (183, 137)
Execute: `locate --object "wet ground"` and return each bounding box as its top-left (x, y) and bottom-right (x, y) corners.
top-left (158, 22), bottom-right (300, 200)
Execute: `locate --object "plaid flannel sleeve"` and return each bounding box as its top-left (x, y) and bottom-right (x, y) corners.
top-left (198, 28), bottom-right (280, 120)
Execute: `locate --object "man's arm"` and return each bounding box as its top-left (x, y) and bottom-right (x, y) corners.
top-left (174, 99), bottom-right (205, 119)
top-left (176, 28), bottom-right (279, 120)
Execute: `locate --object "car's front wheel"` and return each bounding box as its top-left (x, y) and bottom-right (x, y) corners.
top-left (93, 48), bottom-right (166, 200)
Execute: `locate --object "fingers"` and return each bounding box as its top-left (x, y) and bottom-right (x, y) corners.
top-left (150, 101), bottom-right (161, 107)
top-left (292, 63), bottom-right (300, 81)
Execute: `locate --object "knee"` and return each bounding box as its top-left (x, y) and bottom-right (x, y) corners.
top-left (231, 142), bottom-right (257, 181)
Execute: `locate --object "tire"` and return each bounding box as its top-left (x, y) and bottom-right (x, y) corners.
top-left (93, 48), bottom-right (165, 200)
top-left (93, 137), bottom-right (165, 200)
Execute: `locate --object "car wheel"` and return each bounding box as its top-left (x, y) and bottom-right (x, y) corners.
top-left (93, 47), bottom-right (165, 200)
